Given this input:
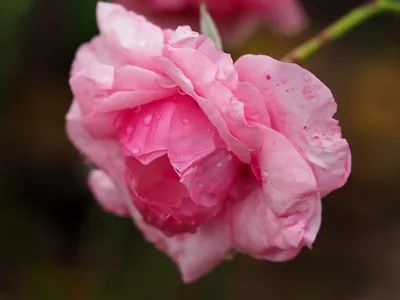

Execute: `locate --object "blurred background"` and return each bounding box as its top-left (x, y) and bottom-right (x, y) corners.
top-left (0, 0), bottom-right (399, 299)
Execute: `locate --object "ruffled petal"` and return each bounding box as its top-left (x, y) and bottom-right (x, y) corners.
top-left (96, 2), bottom-right (163, 68)
top-left (235, 55), bottom-right (351, 196)
top-left (118, 98), bottom-right (177, 164)
top-left (231, 126), bottom-right (321, 259)
top-left (88, 169), bottom-right (129, 216)
top-left (153, 55), bottom-right (250, 163)
top-left (168, 96), bottom-right (225, 171)
top-left (180, 149), bottom-right (240, 208)
top-left (66, 101), bottom-right (130, 216)
top-left (66, 100), bottom-right (125, 177)
top-left (140, 211), bottom-right (233, 283)
top-left (70, 63), bottom-right (176, 115)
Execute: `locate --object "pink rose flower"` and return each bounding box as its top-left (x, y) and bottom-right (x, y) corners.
top-left (117, 0), bottom-right (307, 44)
top-left (67, 2), bottom-right (351, 282)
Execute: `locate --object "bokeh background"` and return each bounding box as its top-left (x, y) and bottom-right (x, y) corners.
top-left (1, 0), bottom-right (400, 299)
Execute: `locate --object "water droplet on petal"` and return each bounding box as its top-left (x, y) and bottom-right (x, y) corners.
top-left (126, 125), bottom-right (135, 135)
top-left (197, 183), bottom-right (204, 188)
top-left (216, 161), bottom-right (223, 167)
top-left (181, 118), bottom-right (188, 124)
top-left (296, 201), bottom-right (308, 212)
top-left (143, 114), bottom-right (153, 125)
top-left (155, 110), bottom-right (161, 120)
top-left (159, 212), bottom-right (170, 220)
top-left (131, 147), bottom-right (141, 155)
top-left (178, 88), bottom-right (185, 95)
top-left (226, 154), bottom-right (232, 161)
top-left (261, 169), bottom-right (268, 182)
top-left (205, 128), bottom-right (212, 132)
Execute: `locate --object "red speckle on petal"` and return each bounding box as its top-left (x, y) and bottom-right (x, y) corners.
top-left (266, 74), bottom-right (272, 80)
top-left (302, 85), bottom-right (315, 100)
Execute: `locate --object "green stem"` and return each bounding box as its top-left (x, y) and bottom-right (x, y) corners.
top-left (282, 1), bottom-right (400, 63)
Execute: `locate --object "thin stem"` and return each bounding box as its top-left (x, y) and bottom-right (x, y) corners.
top-left (282, 1), bottom-right (400, 63)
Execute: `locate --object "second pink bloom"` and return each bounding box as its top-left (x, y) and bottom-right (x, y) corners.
top-left (117, 0), bottom-right (308, 44)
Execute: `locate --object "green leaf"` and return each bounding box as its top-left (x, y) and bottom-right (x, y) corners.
top-left (200, 4), bottom-right (223, 51)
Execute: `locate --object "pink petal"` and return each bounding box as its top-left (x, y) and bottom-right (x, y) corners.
top-left (153, 55), bottom-right (250, 163)
top-left (141, 211), bottom-right (233, 283)
top-left (118, 98), bottom-right (177, 164)
top-left (168, 96), bottom-right (225, 171)
top-left (162, 34), bottom-right (270, 155)
top-left (235, 55), bottom-right (351, 196)
top-left (66, 101), bottom-right (131, 215)
top-left (68, 101), bottom-right (233, 281)
top-left (88, 169), bottom-right (129, 216)
top-left (163, 45), bottom-right (218, 91)
top-left (96, 2), bottom-right (163, 68)
top-left (180, 149), bottom-right (240, 208)
top-left (125, 154), bottom-right (229, 236)
top-left (231, 126), bottom-right (321, 259)
top-left (167, 26), bottom-right (200, 46)
top-left (166, 29), bottom-right (237, 85)
top-left (66, 101), bottom-right (125, 177)
top-left (71, 36), bottom-right (127, 76)
top-left (125, 155), bottom-right (201, 235)
top-left (70, 64), bottom-right (176, 115)
top-left (122, 97), bottom-right (240, 235)
top-left (235, 82), bottom-right (271, 126)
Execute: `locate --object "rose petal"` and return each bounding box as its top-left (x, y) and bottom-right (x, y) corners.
top-left (235, 55), bottom-right (351, 196)
top-left (66, 100), bottom-right (125, 177)
top-left (70, 64), bottom-right (176, 115)
top-left (153, 55), bottom-right (250, 163)
top-left (180, 149), bottom-right (240, 208)
top-left (118, 98), bottom-right (177, 164)
top-left (88, 169), bottom-right (129, 216)
top-left (168, 96), bottom-right (225, 171)
top-left (96, 2), bottom-right (163, 68)
top-left (231, 126), bottom-right (321, 258)
top-left (71, 36), bottom-right (127, 76)
top-left (142, 211), bottom-right (233, 283)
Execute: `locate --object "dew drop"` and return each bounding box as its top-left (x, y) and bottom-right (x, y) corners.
top-left (159, 212), bottom-right (170, 220)
top-left (261, 169), bottom-right (268, 182)
top-left (205, 128), bottom-right (212, 132)
top-left (181, 118), bottom-right (188, 124)
top-left (126, 125), bottom-right (135, 135)
top-left (143, 114), bottom-right (153, 125)
top-left (197, 183), bottom-right (204, 188)
top-left (296, 201), bottom-right (308, 212)
top-left (226, 154), bottom-right (232, 161)
top-left (216, 161), bottom-right (223, 167)
top-left (131, 147), bottom-right (141, 155)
